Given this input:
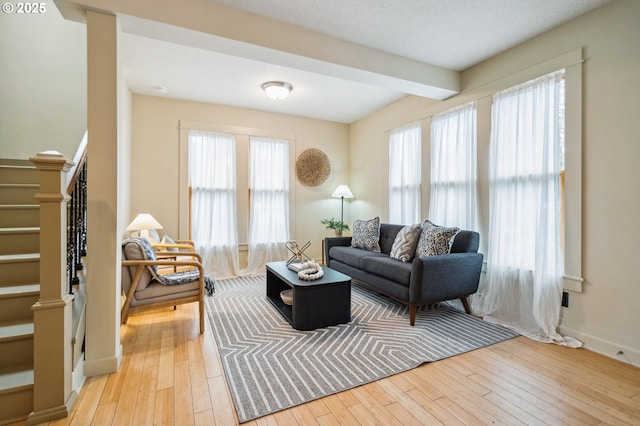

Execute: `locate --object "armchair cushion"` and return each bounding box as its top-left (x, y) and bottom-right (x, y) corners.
top-left (123, 238), bottom-right (215, 296)
top-left (122, 239), bottom-right (154, 290)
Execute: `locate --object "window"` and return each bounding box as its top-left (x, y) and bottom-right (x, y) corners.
top-left (478, 70), bottom-right (572, 344)
top-left (488, 71), bottom-right (565, 271)
top-left (244, 137), bottom-right (290, 274)
top-left (188, 130), bottom-right (240, 277)
top-left (388, 121), bottom-right (421, 224)
top-left (428, 102), bottom-right (479, 231)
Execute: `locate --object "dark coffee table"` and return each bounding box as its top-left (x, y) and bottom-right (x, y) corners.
top-left (266, 261), bottom-right (351, 331)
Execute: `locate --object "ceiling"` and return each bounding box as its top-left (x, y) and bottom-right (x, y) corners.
top-left (119, 0), bottom-right (611, 123)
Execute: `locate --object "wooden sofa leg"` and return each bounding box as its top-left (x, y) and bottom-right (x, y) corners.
top-left (409, 306), bottom-right (417, 326)
top-left (460, 297), bottom-right (472, 314)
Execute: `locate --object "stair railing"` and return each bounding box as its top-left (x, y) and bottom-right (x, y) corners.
top-left (65, 134), bottom-right (87, 294)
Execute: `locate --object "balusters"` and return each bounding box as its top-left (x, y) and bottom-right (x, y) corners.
top-left (67, 160), bottom-right (87, 293)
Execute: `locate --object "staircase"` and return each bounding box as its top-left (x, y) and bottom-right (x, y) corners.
top-left (0, 160), bottom-right (39, 424)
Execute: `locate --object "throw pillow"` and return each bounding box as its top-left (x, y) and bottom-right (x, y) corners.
top-left (161, 234), bottom-right (180, 252)
top-left (351, 217), bottom-right (381, 252)
top-left (390, 224), bottom-right (422, 262)
top-left (415, 221), bottom-right (460, 257)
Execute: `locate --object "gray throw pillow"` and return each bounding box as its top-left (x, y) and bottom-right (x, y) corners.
top-left (161, 234), bottom-right (180, 252)
top-left (415, 220), bottom-right (460, 257)
top-left (351, 217), bottom-right (381, 252)
top-left (390, 224), bottom-right (422, 262)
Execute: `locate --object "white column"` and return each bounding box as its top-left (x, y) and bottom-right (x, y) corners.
top-left (84, 10), bottom-right (122, 376)
top-left (28, 151), bottom-right (77, 425)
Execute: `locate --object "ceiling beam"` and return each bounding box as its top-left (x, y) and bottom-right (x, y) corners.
top-left (56, 0), bottom-right (460, 99)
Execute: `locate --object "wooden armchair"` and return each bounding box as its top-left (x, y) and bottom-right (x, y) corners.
top-left (152, 239), bottom-right (198, 274)
top-left (121, 238), bottom-right (215, 333)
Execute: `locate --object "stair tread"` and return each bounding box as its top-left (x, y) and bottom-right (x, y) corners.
top-left (0, 164), bottom-right (35, 169)
top-left (0, 368), bottom-right (34, 390)
top-left (0, 253), bottom-right (39, 263)
top-left (0, 284), bottom-right (39, 297)
top-left (0, 227), bottom-right (39, 234)
top-left (0, 204), bottom-right (39, 209)
top-left (0, 320), bottom-right (33, 340)
top-left (0, 183), bottom-right (39, 188)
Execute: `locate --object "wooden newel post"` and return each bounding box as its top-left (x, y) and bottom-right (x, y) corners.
top-left (27, 151), bottom-right (78, 425)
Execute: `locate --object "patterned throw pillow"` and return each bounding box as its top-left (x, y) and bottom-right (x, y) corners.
top-left (390, 224), bottom-right (422, 262)
top-left (415, 220), bottom-right (460, 257)
top-left (351, 217), bottom-right (381, 252)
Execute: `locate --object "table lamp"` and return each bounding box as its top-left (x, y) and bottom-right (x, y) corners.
top-left (126, 213), bottom-right (163, 239)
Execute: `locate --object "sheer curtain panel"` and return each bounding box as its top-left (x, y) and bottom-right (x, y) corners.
top-left (188, 130), bottom-right (240, 278)
top-left (428, 102), bottom-right (479, 231)
top-left (477, 71), bottom-right (580, 347)
top-left (388, 122), bottom-right (421, 225)
top-left (244, 137), bottom-right (290, 275)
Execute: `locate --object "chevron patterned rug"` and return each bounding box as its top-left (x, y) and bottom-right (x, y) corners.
top-left (206, 275), bottom-right (517, 423)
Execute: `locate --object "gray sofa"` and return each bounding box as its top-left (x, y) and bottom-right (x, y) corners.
top-left (324, 223), bottom-right (483, 325)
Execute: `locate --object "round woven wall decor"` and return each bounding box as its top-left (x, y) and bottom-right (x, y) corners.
top-left (295, 148), bottom-right (331, 187)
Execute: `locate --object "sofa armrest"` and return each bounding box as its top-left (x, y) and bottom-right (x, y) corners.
top-left (324, 236), bottom-right (352, 265)
top-left (409, 252), bottom-right (484, 305)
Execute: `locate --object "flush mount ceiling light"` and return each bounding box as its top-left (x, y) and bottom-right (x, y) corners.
top-left (261, 81), bottom-right (293, 100)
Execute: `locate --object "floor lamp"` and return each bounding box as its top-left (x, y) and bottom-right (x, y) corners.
top-left (331, 185), bottom-right (354, 225)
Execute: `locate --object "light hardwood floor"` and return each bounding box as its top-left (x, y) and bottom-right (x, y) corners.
top-left (21, 302), bottom-right (640, 426)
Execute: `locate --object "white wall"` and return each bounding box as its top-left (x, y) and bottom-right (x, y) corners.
top-left (0, 0), bottom-right (86, 160)
top-left (130, 95), bottom-right (350, 263)
top-left (349, 0), bottom-right (640, 364)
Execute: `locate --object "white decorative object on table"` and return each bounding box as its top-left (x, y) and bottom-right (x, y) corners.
top-left (286, 240), bottom-right (312, 265)
top-left (297, 260), bottom-right (324, 281)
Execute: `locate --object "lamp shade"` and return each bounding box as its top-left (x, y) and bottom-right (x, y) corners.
top-left (332, 185), bottom-right (353, 199)
top-left (126, 213), bottom-right (163, 232)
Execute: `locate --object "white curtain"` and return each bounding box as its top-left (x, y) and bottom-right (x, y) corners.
top-left (428, 102), bottom-right (479, 231)
top-left (476, 70), bottom-right (580, 347)
top-left (188, 130), bottom-right (240, 278)
top-left (244, 137), bottom-right (290, 275)
top-left (389, 121), bottom-right (421, 225)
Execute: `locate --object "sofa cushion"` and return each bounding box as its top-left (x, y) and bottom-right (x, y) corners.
top-left (360, 256), bottom-right (412, 286)
top-left (416, 222), bottom-right (460, 257)
top-left (390, 224), bottom-right (422, 262)
top-left (329, 246), bottom-right (388, 269)
top-left (378, 223), bottom-right (405, 254)
top-left (351, 216), bottom-right (381, 252)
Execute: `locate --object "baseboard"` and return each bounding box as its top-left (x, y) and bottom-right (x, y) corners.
top-left (83, 344), bottom-right (123, 376)
top-left (558, 325), bottom-right (640, 367)
top-left (72, 355), bottom-right (86, 394)
top-left (26, 391), bottom-right (78, 425)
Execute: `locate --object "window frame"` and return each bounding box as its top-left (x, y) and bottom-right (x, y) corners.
top-left (178, 120), bottom-right (296, 249)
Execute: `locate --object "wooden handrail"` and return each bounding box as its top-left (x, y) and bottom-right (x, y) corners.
top-left (66, 131), bottom-right (88, 195)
